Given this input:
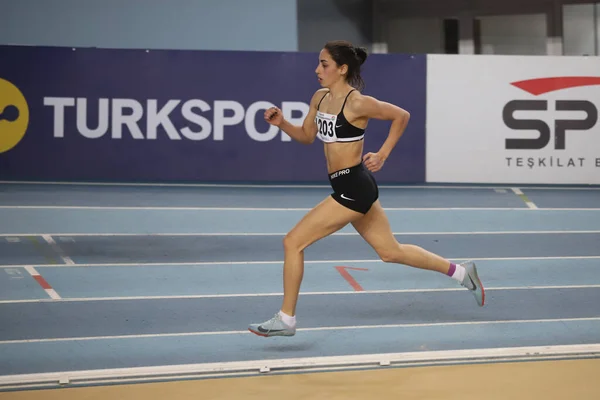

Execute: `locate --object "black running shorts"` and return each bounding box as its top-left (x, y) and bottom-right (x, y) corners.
top-left (328, 163), bottom-right (379, 214)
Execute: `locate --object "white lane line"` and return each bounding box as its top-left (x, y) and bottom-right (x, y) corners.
top-left (1, 230), bottom-right (599, 238)
top-left (1, 205), bottom-right (599, 211)
top-left (23, 266), bottom-right (61, 300)
top-left (1, 255), bottom-right (600, 269)
top-left (41, 235), bottom-right (75, 265)
top-left (2, 180), bottom-right (600, 190)
top-left (1, 317), bottom-right (599, 345)
top-left (0, 284), bottom-right (598, 305)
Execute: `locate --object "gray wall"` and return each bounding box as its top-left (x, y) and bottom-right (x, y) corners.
top-left (479, 13), bottom-right (548, 55)
top-left (563, 3), bottom-right (600, 55)
top-left (297, 0), bottom-right (372, 52)
top-left (1, 0), bottom-right (597, 55)
top-left (383, 0), bottom-right (600, 56)
top-left (0, 0), bottom-right (298, 51)
top-left (387, 17), bottom-right (443, 54)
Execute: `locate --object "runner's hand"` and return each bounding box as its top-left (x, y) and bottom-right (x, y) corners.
top-left (264, 107), bottom-right (283, 126)
top-left (363, 152), bottom-right (385, 173)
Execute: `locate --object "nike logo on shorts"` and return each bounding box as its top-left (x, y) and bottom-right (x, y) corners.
top-left (341, 194), bottom-right (355, 201)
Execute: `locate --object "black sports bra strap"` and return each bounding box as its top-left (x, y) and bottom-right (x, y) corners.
top-left (316, 91), bottom-right (329, 110)
top-left (340, 89), bottom-right (356, 112)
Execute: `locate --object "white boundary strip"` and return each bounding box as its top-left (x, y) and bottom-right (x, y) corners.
top-left (2, 318), bottom-right (600, 344)
top-left (1, 255), bottom-right (600, 269)
top-left (2, 230), bottom-right (600, 238)
top-left (2, 180), bottom-right (600, 190)
top-left (1, 205), bottom-right (599, 211)
top-left (1, 343), bottom-right (598, 389)
top-left (1, 284), bottom-right (598, 305)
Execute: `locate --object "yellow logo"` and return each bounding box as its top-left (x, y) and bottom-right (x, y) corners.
top-left (0, 78), bottom-right (29, 153)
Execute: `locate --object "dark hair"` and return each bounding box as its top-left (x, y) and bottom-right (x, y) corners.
top-left (324, 40), bottom-right (368, 91)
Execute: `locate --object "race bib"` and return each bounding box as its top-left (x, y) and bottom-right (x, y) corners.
top-left (315, 111), bottom-right (338, 143)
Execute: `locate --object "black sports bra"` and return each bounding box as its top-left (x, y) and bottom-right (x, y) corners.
top-left (314, 90), bottom-right (365, 143)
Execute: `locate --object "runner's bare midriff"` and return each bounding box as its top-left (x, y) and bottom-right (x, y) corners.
top-left (324, 140), bottom-right (363, 173)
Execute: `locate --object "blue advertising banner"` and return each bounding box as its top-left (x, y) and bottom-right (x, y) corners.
top-left (0, 45), bottom-right (426, 183)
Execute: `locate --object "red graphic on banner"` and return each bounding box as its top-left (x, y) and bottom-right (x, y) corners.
top-left (511, 77), bottom-right (600, 96)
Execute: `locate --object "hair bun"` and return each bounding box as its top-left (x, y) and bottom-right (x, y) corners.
top-left (354, 46), bottom-right (368, 65)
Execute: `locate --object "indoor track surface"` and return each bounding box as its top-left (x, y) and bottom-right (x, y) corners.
top-left (1, 181), bottom-right (599, 398)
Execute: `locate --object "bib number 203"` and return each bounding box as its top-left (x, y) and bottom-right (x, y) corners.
top-left (318, 119), bottom-right (334, 137)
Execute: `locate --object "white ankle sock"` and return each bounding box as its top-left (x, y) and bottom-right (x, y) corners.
top-left (451, 264), bottom-right (466, 283)
top-left (278, 310), bottom-right (296, 327)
